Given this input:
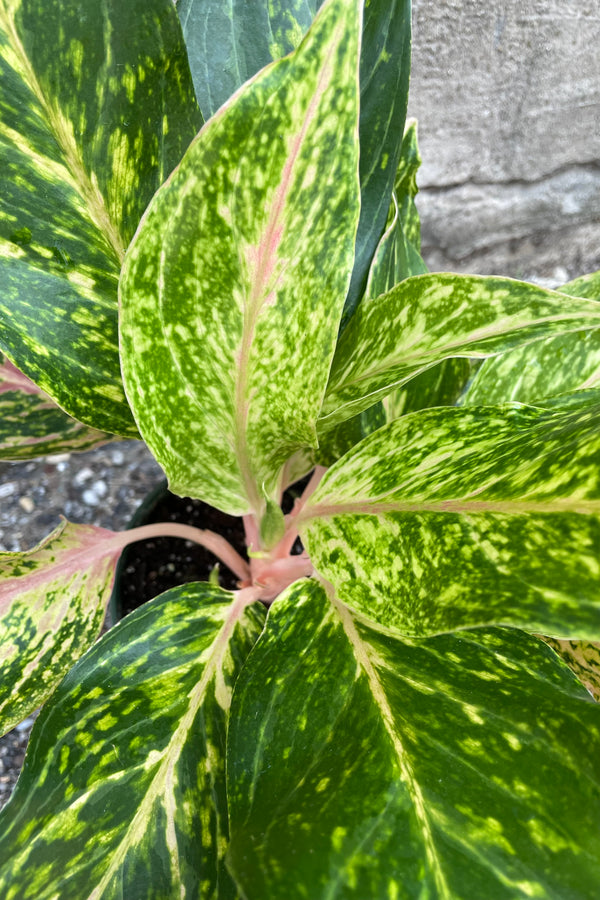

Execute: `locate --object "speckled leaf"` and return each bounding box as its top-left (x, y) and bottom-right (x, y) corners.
top-left (364, 119), bottom-right (427, 303)
top-left (541, 636), bottom-right (600, 701)
top-left (121, 0), bottom-right (361, 516)
top-left (462, 327), bottom-right (600, 406)
top-left (0, 584), bottom-right (265, 899)
top-left (301, 402), bottom-right (600, 638)
top-left (0, 356), bottom-right (111, 459)
top-left (228, 580), bottom-right (600, 899)
top-left (176, 0), bottom-right (411, 322)
top-left (560, 269), bottom-right (600, 301)
top-left (0, 0), bottom-right (201, 434)
top-left (463, 273), bottom-right (600, 405)
top-left (384, 357), bottom-right (472, 422)
top-left (0, 520), bottom-right (125, 738)
top-left (319, 274), bottom-right (600, 431)
top-left (315, 402), bottom-right (387, 467)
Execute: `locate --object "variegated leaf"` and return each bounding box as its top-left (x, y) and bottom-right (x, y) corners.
top-left (176, 0), bottom-right (411, 322)
top-left (319, 274), bottom-right (600, 430)
top-left (314, 402), bottom-right (386, 467)
top-left (0, 584), bottom-right (265, 899)
top-left (560, 269), bottom-right (600, 301)
top-left (541, 636), bottom-right (600, 701)
top-left (0, 0), bottom-right (201, 434)
top-left (364, 119), bottom-right (427, 304)
top-left (0, 520), bottom-right (124, 737)
top-left (121, 0), bottom-right (362, 516)
top-left (228, 581), bottom-right (600, 899)
top-left (462, 327), bottom-right (600, 406)
top-left (463, 271), bottom-right (600, 406)
top-left (383, 357), bottom-right (472, 422)
top-left (300, 402), bottom-right (600, 638)
top-left (0, 355), bottom-right (111, 458)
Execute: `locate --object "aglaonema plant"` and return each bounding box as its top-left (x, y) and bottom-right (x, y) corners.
top-left (2, 0), bottom-right (600, 896)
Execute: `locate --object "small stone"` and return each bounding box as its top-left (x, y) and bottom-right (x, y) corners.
top-left (111, 450), bottom-right (125, 466)
top-left (45, 453), bottom-right (71, 464)
top-left (82, 489), bottom-right (100, 506)
top-left (18, 497), bottom-right (35, 513)
top-left (14, 717), bottom-right (35, 733)
top-left (93, 480), bottom-right (108, 499)
top-left (74, 467), bottom-right (94, 486)
top-left (0, 483), bottom-right (15, 499)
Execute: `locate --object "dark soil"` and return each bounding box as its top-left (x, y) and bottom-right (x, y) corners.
top-left (117, 490), bottom-right (248, 616)
top-left (116, 476), bottom-right (309, 618)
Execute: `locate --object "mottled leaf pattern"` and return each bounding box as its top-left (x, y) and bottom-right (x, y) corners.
top-left (463, 328), bottom-right (600, 407)
top-left (121, 0), bottom-right (361, 515)
top-left (384, 357), bottom-right (472, 422)
top-left (541, 636), bottom-right (600, 701)
top-left (0, 356), bottom-right (111, 458)
top-left (560, 269), bottom-right (600, 301)
top-left (228, 581), bottom-right (600, 899)
top-left (176, 0), bottom-right (411, 322)
top-left (301, 402), bottom-right (600, 638)
top-left (0, 584), bottom-right (265, 899)
top-left (0, 520), bottom-right (123, 737)
top-left (320, 274), bottom-right (600, 430)
top-left (0, 0), bottom-right (201, 433)
top-left (365, 119), bottom-right (427, 304)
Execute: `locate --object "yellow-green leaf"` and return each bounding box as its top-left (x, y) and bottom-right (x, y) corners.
top-left (0, 355), bottom-right (111, 459)
top-left (301, 401), bottom-right (600, 638)
top-left (121, 0), bottom-right (362, 515)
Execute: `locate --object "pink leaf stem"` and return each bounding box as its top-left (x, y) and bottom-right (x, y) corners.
top-left (119, 522), bottom-right (251, 582)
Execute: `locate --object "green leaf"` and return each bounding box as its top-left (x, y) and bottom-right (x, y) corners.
top-left (560, 269), bottom-right (600, 301)
top-left (177, 0), bottom-right (411, 323)
top-left (0, 355), bottom-right (112, 459)
top-left (0, 584), bottom-right (265, 898)
top-left (384, 357), bottom-right (472, 422)
top-left (315, 401), bottom-right (386, 467)
top-left (0, 521), bottom-right (124, 737)
top-left (121, 0), bottom-right (362, 516)
top-left (177, 0), bottom-right (324, 119)
top-left (319, 274), bottom-right (600, 430)
top-left (300, 402), bottom-right (600, 638)
top-left (228, 581), bottom-right (600, 899)
top-left (541, 636), bottom-right (600, 701)
top-left (364, 119), bottom-right (427, 303)
top-left (462, 328), bottom-right (600, 407)
top-left (0, 0), bottom-right (201, 434)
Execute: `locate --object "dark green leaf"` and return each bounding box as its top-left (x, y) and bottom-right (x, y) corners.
top-left (0, 584), bottom-right (265, 898)
top-left (228, 581), bottom-right (600, 899)
top-left (0, 0), bottom-right (201, 433)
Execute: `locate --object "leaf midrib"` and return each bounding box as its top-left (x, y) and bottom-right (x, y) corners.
top-left (329, 588), bottom-right (451, 899)
top-left (87, 593), bottom-right (251, 899)
top-left (0, 6), bottom-right (125, 264)
top-left (301, 496), bottom-right (600, 523)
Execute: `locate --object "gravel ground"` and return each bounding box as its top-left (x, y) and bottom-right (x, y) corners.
top-left (0, 438), bottom-right (164, 810)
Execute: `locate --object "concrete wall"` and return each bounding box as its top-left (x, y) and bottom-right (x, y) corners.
top-left (408, 0), bottom-right (600, 282)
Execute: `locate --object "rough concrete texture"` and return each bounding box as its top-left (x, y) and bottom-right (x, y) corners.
top-left (409, 0), bottom-right (600, 279)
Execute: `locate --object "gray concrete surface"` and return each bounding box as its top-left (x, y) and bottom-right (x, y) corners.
top-left (409, 0), bottom-right (600, 280)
